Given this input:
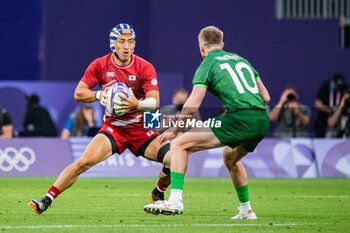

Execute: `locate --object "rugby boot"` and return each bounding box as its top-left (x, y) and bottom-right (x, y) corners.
top-left (28, 196), bottom-right (52, 215)
top-left (149, 187), bottom-right (165, 204)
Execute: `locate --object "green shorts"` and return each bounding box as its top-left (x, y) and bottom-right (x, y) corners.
top-left (210, 109), bottom-right (269, 152)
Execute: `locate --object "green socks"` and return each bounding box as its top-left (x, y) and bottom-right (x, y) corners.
top-left (171, 172), bottom-right (249, 203)
top-left (235, 184), bottom-right (249, 203)
top-left (170, 171), bottom-right (185, 190)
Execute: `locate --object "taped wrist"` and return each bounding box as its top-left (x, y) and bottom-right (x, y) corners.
top-left (95, 90), bottom-right (102, 100)
top-left (137, 97), bottom-right (157, 111)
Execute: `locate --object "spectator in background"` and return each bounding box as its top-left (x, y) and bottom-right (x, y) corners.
top-left (20, 94), bottom-right (57, 137)
top-left (172, 88), bottom-right (188, 105)
top-left (326, 91), bottom-right (350, 138)
top-left (158, 89), bottom-right (189, 133)
top-left (61, 103), bottom-right (97, 138)
top-left (0, 108), bottom-right (13, 138)
top-left (158, 88), bottom-right (202, 134)
top-left (314, 73), bottom-right (348, 137)
top-left (269, 86), bottom-right (311, 138)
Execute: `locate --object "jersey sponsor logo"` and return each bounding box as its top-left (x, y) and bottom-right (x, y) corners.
top-left (151, 78), bottom-right (157, 86)
top-left (0, 147), bottom-right (36, 172)
top-left (129, 75), bottom-right (136, 81)
top-left (143, 110), bottom-right (161, 129)
top-left (107, 72), bottom-right (115, 77)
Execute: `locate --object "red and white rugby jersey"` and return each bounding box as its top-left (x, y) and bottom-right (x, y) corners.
top-left (81, 53), bottom-right (159, 128)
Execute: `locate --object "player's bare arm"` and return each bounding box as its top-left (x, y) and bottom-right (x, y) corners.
top-left (145, 90), bottom-right (160, 109)
top-left (74, 81), bottom-right (100, 103)
top-left (159, 86), bottom-right (206, 143)
top-left (256, 78), bottom-right (270, 105)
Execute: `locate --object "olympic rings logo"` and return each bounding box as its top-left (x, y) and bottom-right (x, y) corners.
top-left (0, 147), bottom-right (36, 172)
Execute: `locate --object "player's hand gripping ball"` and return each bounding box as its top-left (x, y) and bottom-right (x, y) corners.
top-left (106, 82), bottom-right (129, 116)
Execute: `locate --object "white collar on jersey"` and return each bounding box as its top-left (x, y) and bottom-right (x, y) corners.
top-left (111, 54), bottom-right (135, 69)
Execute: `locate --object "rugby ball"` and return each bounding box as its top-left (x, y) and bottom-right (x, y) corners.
top-left (106, 82), bottom-right (129, 116)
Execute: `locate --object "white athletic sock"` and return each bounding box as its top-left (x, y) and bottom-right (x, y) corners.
top-left (45, 193), bottom-right (54, 201)
top-left (168, 189), bottom-right (183, 202)
top-left (240, 201), bottom-right (252, 213)
top-left (156, 186), bottom-right (165, 193)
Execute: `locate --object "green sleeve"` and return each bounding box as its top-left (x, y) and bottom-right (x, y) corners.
top-left (192, 61), bottom-right (210, 87)
top-left (244, 59), bottom-right (260, 81)
top-left (251, 66), bottom-right (260, 81)
top-left (193, 84), bottom-right (208, 88)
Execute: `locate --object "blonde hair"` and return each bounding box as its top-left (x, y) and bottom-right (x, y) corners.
top-left (198, 26), bottom-right (223, 47)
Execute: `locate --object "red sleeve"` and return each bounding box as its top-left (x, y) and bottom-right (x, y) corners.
top-left (80, 60), bottom-right (100, 89)
top-left (142, 64), bottom-right (159, 93)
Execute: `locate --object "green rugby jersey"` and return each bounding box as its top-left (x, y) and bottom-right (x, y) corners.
top-left (192, 49), bottom-right (266, 111)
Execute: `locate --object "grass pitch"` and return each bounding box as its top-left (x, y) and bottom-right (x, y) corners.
top-left (0, 177), bottom-right (349, 233)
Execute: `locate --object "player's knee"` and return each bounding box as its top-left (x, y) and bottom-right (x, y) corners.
top-left (223, 147), bottom-right (237, 169)
top-left (223, 147), bottom-right (231, 162)
top-left (157, 143), bottom-right (170, 165)
top-left (232, 160), bottom-right (241, 169)
top-left (223, 156), bottom-right (232, 169)
top-left (224, 157), bottom-right (239, 171)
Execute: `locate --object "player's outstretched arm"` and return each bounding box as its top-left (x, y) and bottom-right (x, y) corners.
top-left (181, 86), bottom-right (206, 117)
top-left (257, 78), bottom-right (270, 105)
top-left (74, 81), bottom-right (100, 103)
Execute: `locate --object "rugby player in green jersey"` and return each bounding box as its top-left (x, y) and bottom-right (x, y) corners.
top-left (144, 26), bottom-right (270, 219)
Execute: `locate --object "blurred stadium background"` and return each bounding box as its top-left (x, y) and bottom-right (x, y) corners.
top-left (0, 0), bottom-right (350, 232)
top-left (1, 0), bottom-right (349, 176)
top-left (1, 0), bottom-right (350, 133)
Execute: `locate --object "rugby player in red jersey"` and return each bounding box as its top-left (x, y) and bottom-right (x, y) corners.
top-left (28, 24), bottom-right (171, 215)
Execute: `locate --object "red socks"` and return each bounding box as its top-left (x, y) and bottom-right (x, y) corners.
top-left (46, 186), bottom-right (61, 200)
top-left (157, 180), bottom-right (169, 192)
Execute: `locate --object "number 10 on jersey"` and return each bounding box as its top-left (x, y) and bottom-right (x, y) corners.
top-left (220, 62), bottom-right (258, 94)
